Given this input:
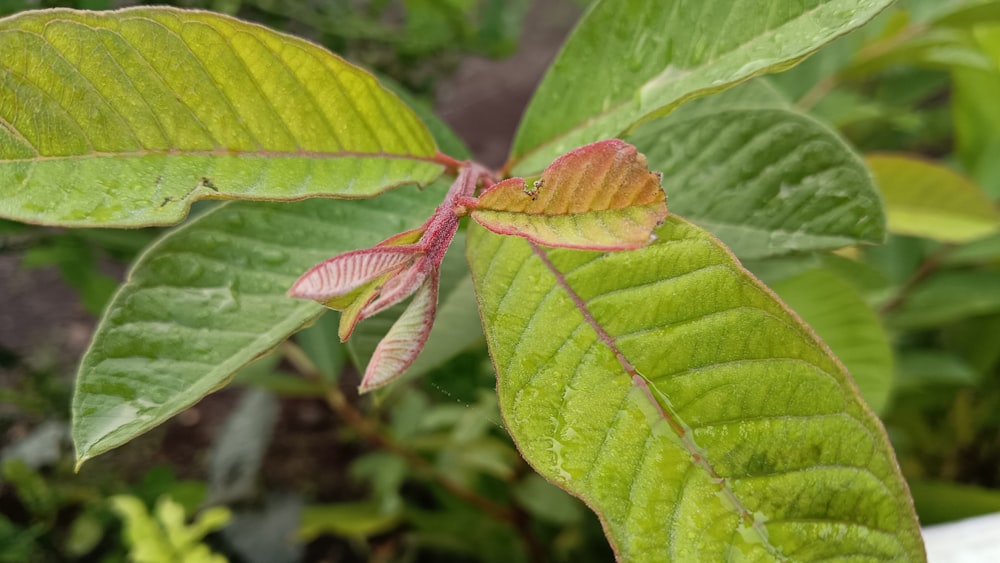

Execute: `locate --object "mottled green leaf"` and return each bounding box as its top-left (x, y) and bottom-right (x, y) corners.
top-left (629, 103), bottom-right (884, 258)
top-left (770, 268), bottom-right (893, 413)
top-left (0, 8), bottom-right (443, 227)
top-left (508, 0), bottom-right (894, 175)
top-left (72, 184), bottom-right (444, 465)
top-left (467, 217), bottom-right (923, 561)
top-left (866, 154), bottom-right (1000, 242)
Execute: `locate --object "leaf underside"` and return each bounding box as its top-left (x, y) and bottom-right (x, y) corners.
top-left (508, 0), bottom-right (894, 175)
top-left (467, 217), bottom-right (923, 561)
top-left (629, 106), bottom-right (885, 259)
top-left (0, 8), bottom-right (442, 227)
top-left (72, 183), bottom-right (444, 463)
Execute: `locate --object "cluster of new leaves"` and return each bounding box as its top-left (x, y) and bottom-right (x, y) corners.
top-left (289, 140), bottom-right (667, 390)
top-left (0, 1), bottom-right (926, 560)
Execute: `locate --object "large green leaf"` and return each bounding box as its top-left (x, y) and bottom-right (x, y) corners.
top-left (770, 268), bottom-right (893, 413)
top-left (0, 8), bottom-right (443, 227)
top-left (628, 89), bottom-right (884, 259)
top-left (72, 184), bottom-right (444, 464)
top-left (467, 217), bottom-right (923, 561)
top-left (866, 154), bottom-right (1000, 243)
top-left (507, 0), bottom-right (893, 175)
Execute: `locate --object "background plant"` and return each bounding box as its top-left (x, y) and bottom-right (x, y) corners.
top-left (1, 0), bottom-right (999, 561)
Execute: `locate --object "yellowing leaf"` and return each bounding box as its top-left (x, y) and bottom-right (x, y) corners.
top-left (0, 8), bottom-right (443, 227)
top-left (469, 140), bottom-right (667, 250)
top-left (867, 153), bottom-right (1000, 242)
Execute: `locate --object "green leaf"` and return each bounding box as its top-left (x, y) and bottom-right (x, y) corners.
top-left (866, 154), bottom-right (1000, 243)
top-left (507, 0), bottom-right (894, 175)
top-left (72, 183), bottom-right (444, 465)
top-left (934, 2), bottom-right (1000, 29)
top-left (944, 231), bottom-right (1000, 265)
top-left (297, 502), bottom-right (400, 540)
top-left (294, 313), bottom-right (346, 384)
top-left (0, 8), bottom-right (443, 227)
top-left (770, 268), bottom-right (894, 413)
top-left (953, 25), bottom-right (1000, 197)
top-left (887, 270), bottom-right (1000, 329)
top-left (467, 217), bottom-right (923, 561)
top-left (469, 140), bottom-right (667, 251)
top-left (909, 481), bottom-right (1000, 525)
top-left (895, 350), bottom-right (979, 389)
top-left (629, 105), bottom-right (885, 259)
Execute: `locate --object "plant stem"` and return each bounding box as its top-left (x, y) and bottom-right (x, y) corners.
top-left (281, 342), bottom-right (545, 561)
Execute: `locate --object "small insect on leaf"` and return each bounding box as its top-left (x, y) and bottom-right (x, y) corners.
top-left (465, 139), bottom-right (667, 251)
top-left (525, 179), bottom-right (543, 200)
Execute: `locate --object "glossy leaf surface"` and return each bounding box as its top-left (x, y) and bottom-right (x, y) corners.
top-left (469, 140), bottom-right (666, 251)
top-left (508, 0), bottom-right (893, 175)
top-left (866, 154), bottom-right (1000, 242)
top-left (628, 95), bottom-right (884, 259)
top-left (467, 217), bottom-right (923, 561)
top-left (0, 8), bottom-right (442, 227)
top-left (73, 184), bottom-right (444, 464)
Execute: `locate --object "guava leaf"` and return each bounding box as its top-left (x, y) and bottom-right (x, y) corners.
top-left (770, 268), bottom-right (893, 414)
top-left (467, 217), bottom-right (924, 561)
top-left (360, 269), bottom-right (439, 392)
top-left (0, 8), bottom-right (442, 227)
top-left (72, 183), bottom-right (444, 465)
top-left (469, 140), bottom-right (666, 251)
top-left (347, 237), bottom-right (483, 384)
top-left (866, 154), bottom-right (1000, 242)
top-left (628, 106), bottom-right (885, 259)
top-left (507, 0), bottom-right (894, 175)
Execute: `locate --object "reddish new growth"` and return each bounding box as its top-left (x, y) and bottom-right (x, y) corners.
top-left (288, 162), bottom-right (492, 392)
top-left (289, 139), bottom-right (666, 392)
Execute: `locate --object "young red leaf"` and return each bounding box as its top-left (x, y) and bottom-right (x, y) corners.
top-left (287, 247), bottom-right (419, 301)
top-left (467, 139), bottom-right (667, 250)
top-left (359, 269), bottom-right (440, 392)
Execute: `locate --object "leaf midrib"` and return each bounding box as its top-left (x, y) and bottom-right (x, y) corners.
top-left (1, 148), bottom-right (444, 164)
top-left (527, 240), bottom-right (784, 558)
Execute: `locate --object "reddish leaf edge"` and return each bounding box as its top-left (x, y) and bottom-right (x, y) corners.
top-left (461, 140), bottom-right (668, 251)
